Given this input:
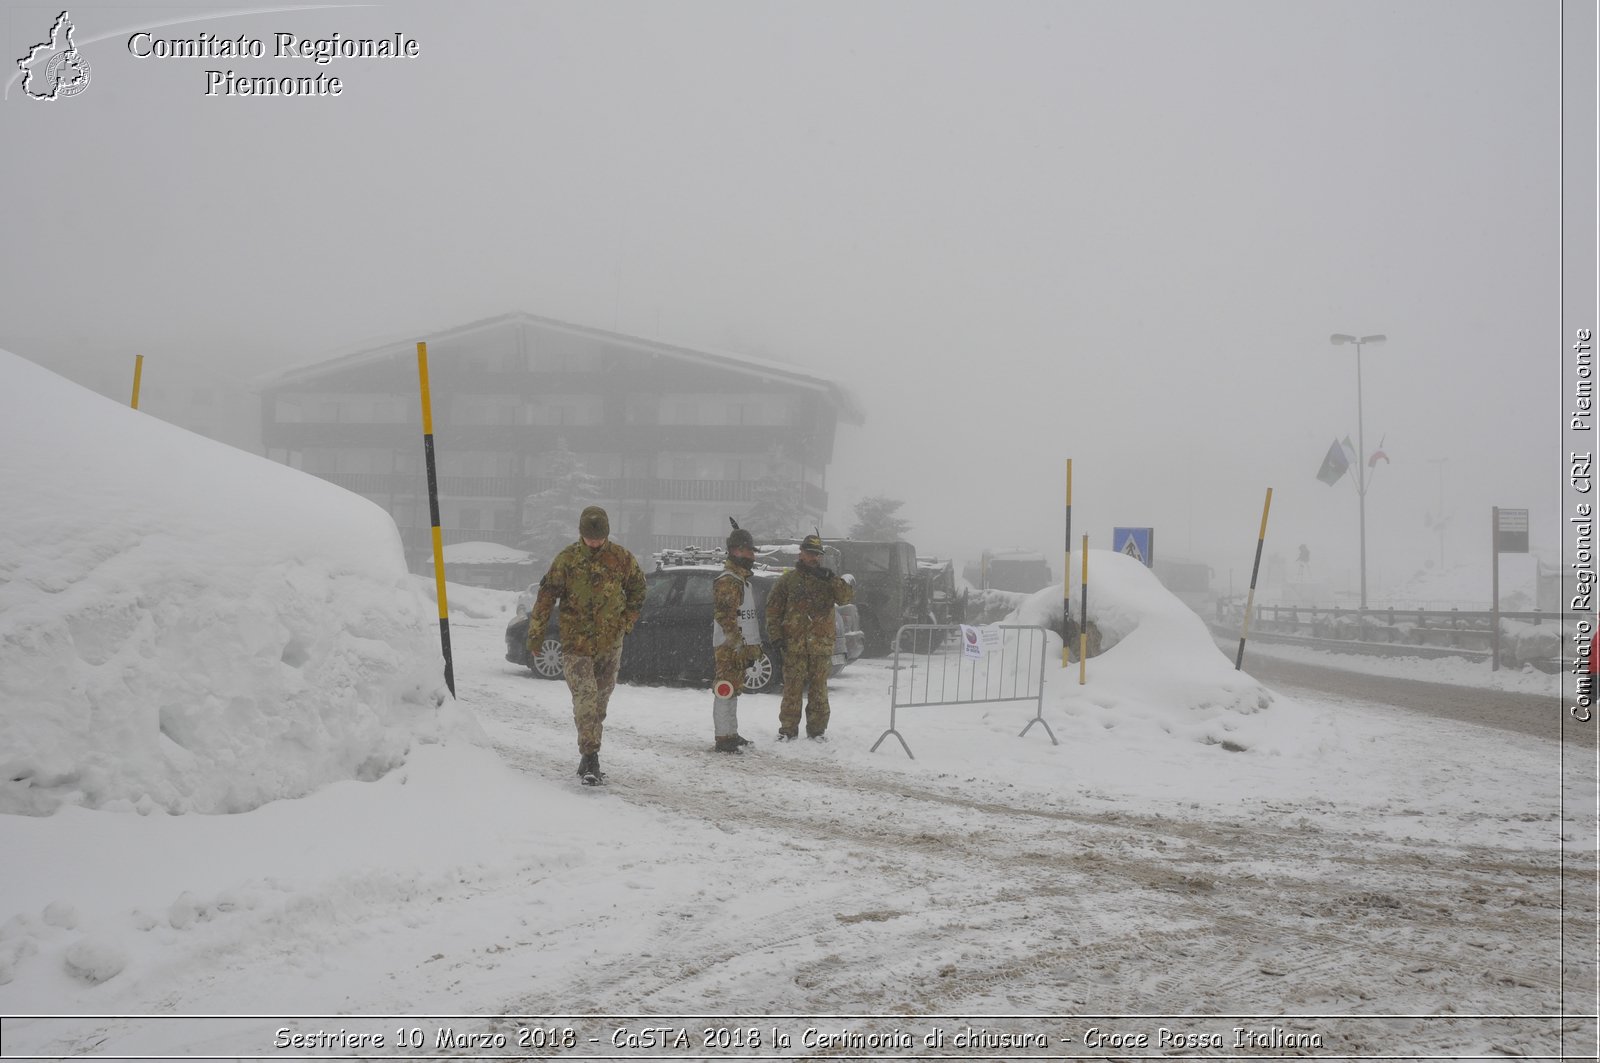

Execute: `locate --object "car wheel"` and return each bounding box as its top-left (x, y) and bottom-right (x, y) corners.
top-left (529, 638), bottom-right (565, 680)
top-left (743, 650), bottom-right (781, 694)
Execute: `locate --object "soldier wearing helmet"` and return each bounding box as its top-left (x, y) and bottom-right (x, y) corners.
top-left (764, 533), bottom-right (853, 740)
top-left (710, 522), bottom-right (761, 753)
top-left (527, 505), bottom-right (645, 784)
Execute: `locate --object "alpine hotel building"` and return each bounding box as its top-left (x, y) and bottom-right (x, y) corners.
top-left (258, 312), bottom-right (863, 568)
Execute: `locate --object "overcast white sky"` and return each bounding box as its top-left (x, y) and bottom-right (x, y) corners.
top-left (0, 0), bottom-right (1584, 594)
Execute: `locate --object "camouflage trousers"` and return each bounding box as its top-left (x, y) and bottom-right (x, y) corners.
top-left (778, 651), bottom-right (833, 737)
top-left (563, 644), bottom-right (623, 755)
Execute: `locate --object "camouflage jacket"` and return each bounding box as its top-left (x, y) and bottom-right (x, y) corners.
top-left (529, 540), bottom-right (646, 658)
top-left (765, 563), bottom-right (853, 655)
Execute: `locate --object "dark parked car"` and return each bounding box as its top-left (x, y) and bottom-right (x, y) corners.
top-left (505, 562), bottom-right (866, 692)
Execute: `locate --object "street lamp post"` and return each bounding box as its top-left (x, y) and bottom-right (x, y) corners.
top-left (1329, 332), bottom-right (1387, 610)
top-left (1427, 456), bottom-right (1447, 568)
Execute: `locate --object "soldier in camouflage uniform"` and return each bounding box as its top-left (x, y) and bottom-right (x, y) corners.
top-left (527, 505), bottom-right (646, 784)
top-left (764, 533), bottom-right (854, 740)
top-left (711, 527), bottom-right (762, 753)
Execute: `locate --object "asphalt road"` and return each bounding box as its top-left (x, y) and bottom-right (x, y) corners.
top-left (1235, 651), bottom-right (1596, 748)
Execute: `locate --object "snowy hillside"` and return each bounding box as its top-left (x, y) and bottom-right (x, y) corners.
top-left (0, 349), bottom-right (478, 815)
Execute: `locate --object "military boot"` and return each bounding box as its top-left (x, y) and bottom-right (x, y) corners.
top-left (713, 736), bottom-right (744, 754)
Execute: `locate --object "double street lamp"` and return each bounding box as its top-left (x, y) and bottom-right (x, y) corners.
top-left (1329, 332), bottom-right (1387, 610)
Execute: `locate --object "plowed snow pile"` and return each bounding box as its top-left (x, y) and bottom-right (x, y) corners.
top-left (0, 349), bottom-right (479, 815)
top-left (1010, 551), bottom-right (1320, 754)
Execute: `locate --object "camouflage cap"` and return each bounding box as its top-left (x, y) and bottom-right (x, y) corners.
top-left (579, 505), bottom-right (609, 540)
top-left (799, 533), bottom-right (824, 554)
top-left (726, 527), bottom-right (755, 552)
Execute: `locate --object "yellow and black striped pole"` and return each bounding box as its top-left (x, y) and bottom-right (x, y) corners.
top-left (417, 341), bottom-right (455, 698)
top-left (1078, 533), bottom-right (1089, 684)
top-left (130, 354), bottom-right (144, 409)
top-left (1062, 458), bottom-right (1072, 667)
top-left (1235, 487), bottom-right (1273, 670)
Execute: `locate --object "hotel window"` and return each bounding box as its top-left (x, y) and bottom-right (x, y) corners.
top-left (663, 398), bottom-right (703, 425)
top-left (626, 395), bottom-right (660, 424)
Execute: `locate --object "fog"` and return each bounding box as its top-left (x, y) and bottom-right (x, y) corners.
top-left (0, 0), bottom-right (1575, 598)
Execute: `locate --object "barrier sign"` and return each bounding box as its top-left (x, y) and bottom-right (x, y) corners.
top-left (959, 624), bottom-right (1004, 659)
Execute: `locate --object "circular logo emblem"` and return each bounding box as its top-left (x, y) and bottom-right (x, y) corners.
top-left (46, 50), bottom-right (91, 97)
top-left (714, 680), bottom-right (735, 699)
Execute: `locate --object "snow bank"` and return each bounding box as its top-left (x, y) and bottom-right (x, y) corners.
top-left (410, 575), bottom-right (521, 620)
top-left (1012, 551), bottom-right (1320, 754)
top-left (0, 350), bottom-right (481, 815)
top-left (436, 540), bottom-right (534, 565)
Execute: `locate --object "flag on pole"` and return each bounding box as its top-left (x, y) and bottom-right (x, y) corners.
top-left (1340, 436), bottom-right (1358, 474)
top-left (1316, 439), bottom-right (1350, 485)
top-left (1368, 434), bottom-right (1389, 467)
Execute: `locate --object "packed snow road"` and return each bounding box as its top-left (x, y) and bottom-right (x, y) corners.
top-left (448, 614), bottom-right (1595, 1060)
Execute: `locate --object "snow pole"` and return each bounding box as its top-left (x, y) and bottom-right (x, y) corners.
top-left (1063, 458), bottom-right (1073, 667)
top-left (1078, 533), bottom-right (1088, 685)
top-left (129, 354), bottom-right (143, 409)
top-left (1234, 487), bottom-right (1273, 670)
top-left (416, 341), bottom-right (456, 698)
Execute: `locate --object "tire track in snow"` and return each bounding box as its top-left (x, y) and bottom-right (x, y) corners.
top-left (459, 665), bottom-right (1585, 1059)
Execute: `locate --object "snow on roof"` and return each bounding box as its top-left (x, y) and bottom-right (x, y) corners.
top-left (252, 310), bottom-right (866, 424)
top-left (433, 541), bottom-right (535, 565)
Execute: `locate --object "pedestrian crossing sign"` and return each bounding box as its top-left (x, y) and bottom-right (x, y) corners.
top-left (1112, 527), bottom-right (1154, 567)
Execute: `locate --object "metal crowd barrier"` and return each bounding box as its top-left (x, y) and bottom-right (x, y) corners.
top-left (871, 623), bottom-right (1054, 759)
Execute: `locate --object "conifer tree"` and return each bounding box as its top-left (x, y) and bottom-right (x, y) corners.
top-left (849, 495), bottom-right (912, 540)
top-left (741, 445), bottom-right (808, 542)
top-left (519, 437), bottom-right (602, 561)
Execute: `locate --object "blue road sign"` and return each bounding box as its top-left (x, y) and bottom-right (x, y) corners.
top-left (1112, 526), bottom-right (1154, 567)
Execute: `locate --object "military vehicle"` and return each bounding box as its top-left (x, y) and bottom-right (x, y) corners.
top-left (963, 549), bottom-right (1054, 593)
top-left (915, 555), bottom-right (967, 628)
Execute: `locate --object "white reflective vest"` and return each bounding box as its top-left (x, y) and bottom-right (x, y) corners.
top-left (711, 571), bottom-right (761, 647)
